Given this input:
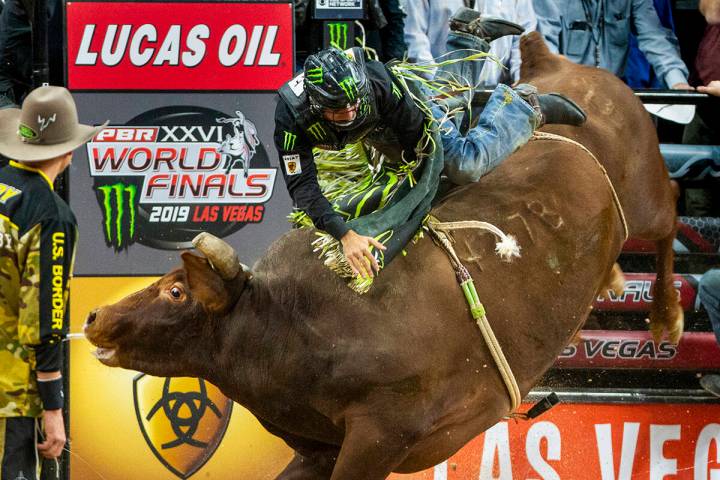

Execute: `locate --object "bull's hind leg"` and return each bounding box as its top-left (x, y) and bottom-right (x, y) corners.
top-left (649, 222), bottom-right (684, 344)
top-left (648, 180), bottom-right (684, 344)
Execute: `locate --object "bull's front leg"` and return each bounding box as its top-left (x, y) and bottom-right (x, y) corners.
top-left (276, 450), bottom-right (338, 480)
top-left (330, 414), bottom-right (420, 480)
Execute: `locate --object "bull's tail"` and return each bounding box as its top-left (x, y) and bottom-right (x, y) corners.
top-left (519, 32), bottom-right (563, 80)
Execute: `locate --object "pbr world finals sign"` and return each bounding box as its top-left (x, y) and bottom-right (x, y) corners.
top-left (87, 107), bottom-right (276, 250)
top-left (67, 0), bottom-right (294, 275)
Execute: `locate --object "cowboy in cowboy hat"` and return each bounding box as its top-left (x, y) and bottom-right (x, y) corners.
top-left (0, 85), bottom-right (106, 476)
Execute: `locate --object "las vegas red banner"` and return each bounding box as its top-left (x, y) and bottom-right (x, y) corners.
top-left (66, 2), bottom-right (294, 90)
top-left (390, 403), bottom-right (720, 480)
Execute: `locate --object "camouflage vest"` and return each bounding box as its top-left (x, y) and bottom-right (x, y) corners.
top-left (0, 162), bottom-right (77, 417)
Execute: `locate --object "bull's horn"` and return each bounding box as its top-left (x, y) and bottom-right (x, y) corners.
top-left (192, 233), bottom-right (241, 280)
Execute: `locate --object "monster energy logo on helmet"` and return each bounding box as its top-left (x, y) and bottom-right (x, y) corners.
top-left (306, 67), bottom-right (323, 85)
top-left (338, 77), bottom-right (358, 101)
top-left (327, 22), bottom-right (349, 50)
top-left (97, 183), bottom-right (137, 251)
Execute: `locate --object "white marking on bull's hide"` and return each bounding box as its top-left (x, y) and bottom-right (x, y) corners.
top-left (525, 200), bottom-right (564, 230)
top-left (582, 82), bottom-right (595, 105)
top-left (601, 99), bottom-right (616, 116)
top-left (507, 212), bottom-right (535, 244)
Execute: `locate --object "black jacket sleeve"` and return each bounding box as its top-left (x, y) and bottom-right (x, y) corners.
top-left (274, 100), bottom-right (350, 240)
top-left (368, 62), bottom-right (426, 162)
top-left (35, 216), bottom-right (76, 372)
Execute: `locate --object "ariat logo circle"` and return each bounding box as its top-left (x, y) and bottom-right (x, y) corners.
top-left (17, 124), bottom-right (38, 140)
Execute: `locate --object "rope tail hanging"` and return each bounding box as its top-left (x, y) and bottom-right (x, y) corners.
top-left (426, 216), bottom-right (522, 413)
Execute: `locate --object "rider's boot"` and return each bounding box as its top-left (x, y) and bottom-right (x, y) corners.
top-left (449, 7), bottom-right (525, 43)
top-left (514, 84), bottom-right (587, 127)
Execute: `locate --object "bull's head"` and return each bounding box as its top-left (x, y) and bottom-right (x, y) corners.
top-left (84, 233), bottom-right (248, 378)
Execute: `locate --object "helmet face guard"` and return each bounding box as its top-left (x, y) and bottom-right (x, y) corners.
top-left (304, 48), bottom-right (371, 129)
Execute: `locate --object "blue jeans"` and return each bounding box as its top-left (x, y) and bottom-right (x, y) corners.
top-left (427, 31), bottom-right (538, 185)
top-left (700, 269), bottom-right (720, 345)
top-left (436, 84), bottom-right (537, 185)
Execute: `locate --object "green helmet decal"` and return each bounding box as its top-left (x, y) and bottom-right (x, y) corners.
top-left (338, 77), bottom-right (359, 101)
top-left (306, 67), bottom-right (323, 85)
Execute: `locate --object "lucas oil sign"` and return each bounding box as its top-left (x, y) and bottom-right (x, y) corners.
top-left (66, 2), bottom-right (293, 90)
top-left (86, 106), bottom-right (277, 250)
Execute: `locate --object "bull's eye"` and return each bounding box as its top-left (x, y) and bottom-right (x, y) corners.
top-left (170, 287), bottom-right (183, 299)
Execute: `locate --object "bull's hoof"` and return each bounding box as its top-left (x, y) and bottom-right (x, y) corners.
top-left (598, 263), bottom-right (625, 300)
top-left (649, 296), bottom-right (684, 345)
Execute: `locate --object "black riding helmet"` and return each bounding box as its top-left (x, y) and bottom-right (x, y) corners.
top-left (304, 48), bottom-right (370, 126)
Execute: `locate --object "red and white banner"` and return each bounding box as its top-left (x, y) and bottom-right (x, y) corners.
top-left (556, 330), bottom-right (720, 370)
top-left (593, 273), bottom-right (700, 312)
top-left (66, 2), bottom-right (294, 90)
top-left (390, 403), bottom-right (720, 480)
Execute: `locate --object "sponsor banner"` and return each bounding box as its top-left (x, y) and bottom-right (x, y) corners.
top-left (66, 2), bottom-right (293, 90)
top-left (555, 330), bottom-right (720, 370)
top-left (69, 277), bottom-right (293, 479)
top-left (623, 216), bottom-right (720, 254)
top-left (70, 93), bottom-right (292, 275)
top-left (390, 403), bottom-right (720, 480)
top-left (593, 273), bottom-right (700, 312)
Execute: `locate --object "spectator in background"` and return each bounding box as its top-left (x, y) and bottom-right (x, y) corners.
top-left (0, 0), bottom-right (63, 109)
top-left (624, 0), bottom-right (678, 88)
top-left (684, 0), bottom-right (720, 145)
top-left (533, 0), bottom-right (692, 90)
top-left (699, 268), bottom-right (720, 396)
top-left (0, 0), bottom-right (32, 108)
top-left (402, 0), bottom-right (537, 87)
top-left (361, 0), bottom-right (407, 62)
top-left (682, 0), bottom-right (720, 220)
top-left (691, 2), bottom-right (719, 395)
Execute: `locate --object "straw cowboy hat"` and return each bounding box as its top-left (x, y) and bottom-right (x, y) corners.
top-left (0, 86), bottom-right (108, 162)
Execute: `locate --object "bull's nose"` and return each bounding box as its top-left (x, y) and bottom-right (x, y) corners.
top-left (85, 309), bottom-right (98, 327)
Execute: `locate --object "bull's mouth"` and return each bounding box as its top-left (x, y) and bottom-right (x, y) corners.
top-left (91, 346), bottom-right (118, 364)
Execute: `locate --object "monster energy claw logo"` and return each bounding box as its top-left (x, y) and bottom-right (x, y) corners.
top-left (98, 183), bottom-right (137, 251)
top-left (283, 131), bottom-right (297, 151)
top-left (307, 122), bottom-right (326, 141)
top-left (306, 67), bottom-right (323, 85)
top-left (327, 22), bottom-right (349, 50)
top-left (339, 77), bottom-right (358, 101)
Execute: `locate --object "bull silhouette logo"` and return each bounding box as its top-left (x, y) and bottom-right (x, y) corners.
top-left (216, 111), bottom-right (260, 177)
top-left (96, 182), bottom-right (137, 251)
top-left (133, 374), bottom-right (233, 479)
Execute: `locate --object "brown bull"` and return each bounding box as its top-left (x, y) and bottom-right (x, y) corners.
top-left (84, 33), bottom-right (680, 479)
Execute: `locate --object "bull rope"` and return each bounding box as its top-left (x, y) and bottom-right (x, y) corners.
top-left (531, 132), bottom-right (629, 241)
top-left (426, 133), bottom-right (629, 415)
top-left (426, 217), bottom-right (522, 413)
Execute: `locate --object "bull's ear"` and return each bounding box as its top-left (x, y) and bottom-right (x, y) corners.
top-left (181, 252), bottom-right (245, 314)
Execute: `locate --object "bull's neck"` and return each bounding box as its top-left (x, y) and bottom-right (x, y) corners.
top-left (197, 277), bottom-right (285, 403)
